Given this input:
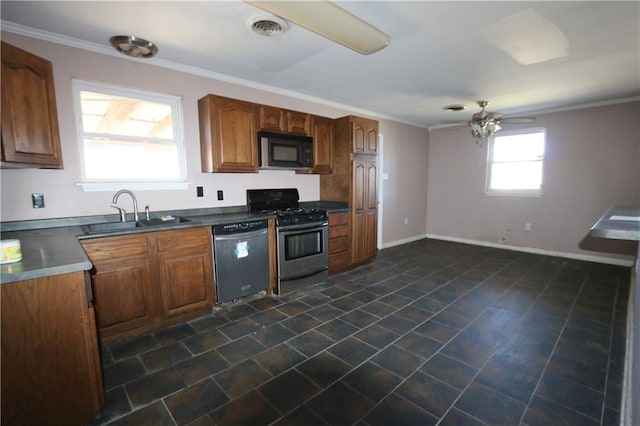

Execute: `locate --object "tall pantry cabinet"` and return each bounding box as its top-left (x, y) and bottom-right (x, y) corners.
top-left (321, 116), bottom-right (379, 268)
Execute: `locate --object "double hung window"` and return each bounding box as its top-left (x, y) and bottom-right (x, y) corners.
top-left (73, 80), bottom-right (186, 190)
top-left (486, 129), bottom-right (545, 196)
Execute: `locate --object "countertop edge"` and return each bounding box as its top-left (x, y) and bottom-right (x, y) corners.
top-left (1, 201), bottom-right (349, 283)
top-left (589, 205), bottom-right (640, 242)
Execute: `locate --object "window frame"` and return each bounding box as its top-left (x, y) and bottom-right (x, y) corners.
top-left (485, 127), bottom-right (546, 197)
top-left (72, 79), bottom-right (189, 192)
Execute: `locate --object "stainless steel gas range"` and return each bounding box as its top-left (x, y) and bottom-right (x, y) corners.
top-left (247, 189), bottom-right (329, 295)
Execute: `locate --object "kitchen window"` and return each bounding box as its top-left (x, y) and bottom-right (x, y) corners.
top-left (73, 80), bottom-right (187, 191)
top-left (486, 128), bottom-right (545, 196)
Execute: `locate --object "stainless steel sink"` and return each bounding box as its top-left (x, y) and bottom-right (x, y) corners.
top-left (136, 217), bottom-right (193, 226)
top-left (83, 216), bottom-right (195, 234)
top-left (84, 221), bottom-right (138, 234)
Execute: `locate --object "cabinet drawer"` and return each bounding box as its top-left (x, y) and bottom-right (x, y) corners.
top-left (329, 236), bottom-right (350, 255)
top-left (81, 235), bottom-right (148, 261)
top-left (155, 227), bottom-right (211, 252)
top-left (329, 225), bottom-right (350, 240)
top-left (329, 212), bottom-right (350, 226)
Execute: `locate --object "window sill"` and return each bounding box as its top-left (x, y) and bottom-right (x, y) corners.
top-left (76, 181), bottom-right (192, 192)
top-left (484, 190), bottom-right (543, 198)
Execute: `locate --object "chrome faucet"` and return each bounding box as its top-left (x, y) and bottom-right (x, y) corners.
top-left (112, 189), bottom-right (139, 221)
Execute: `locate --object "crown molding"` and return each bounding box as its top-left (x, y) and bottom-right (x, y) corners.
top-left (1, 21), bottom-right (410, 125)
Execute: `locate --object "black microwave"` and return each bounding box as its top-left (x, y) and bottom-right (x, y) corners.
top-left (259, 132), bottom-right (314, 170)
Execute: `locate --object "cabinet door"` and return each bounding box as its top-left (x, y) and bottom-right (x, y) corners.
top-left (155, 228), bottom-right (214, 317)
top-left (352, 160), bottom-right (367, 265)
top-left (286, 110), bottom-right (311, 135)
top-left (351, 116), bottom-right (378, 155)
top-left (81, 235), bottom-right (156, 338)
top-left (297, 115), bottom-right (333, 175)
top-left (258, 105), bottom-right (286, 132)
top-left (1, 41), bottom-right (63, 168)
top-left (1, 272), bottom-right (102, 425)
top-left (351, 156), bottom-right (378, 265)
top-left (198, 95), bottom-right (258, 173)
top-left (365, 159), bottom-right (379, 259)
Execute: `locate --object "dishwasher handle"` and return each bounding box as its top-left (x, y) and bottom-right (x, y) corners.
top-left (213, 228), bottom-right (268, 241)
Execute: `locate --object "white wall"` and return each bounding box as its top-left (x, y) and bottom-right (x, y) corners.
top-left (427, 101), bottom-right (640, 262)
top-left (0, 32), bottom-right (431, 248)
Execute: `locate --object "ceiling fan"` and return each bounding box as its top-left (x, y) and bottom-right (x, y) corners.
top-left (442, 101), bottom-right (535, 141)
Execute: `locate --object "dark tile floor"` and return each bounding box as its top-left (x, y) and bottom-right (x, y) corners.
top-left (92, 238), bottom-right (630, 426)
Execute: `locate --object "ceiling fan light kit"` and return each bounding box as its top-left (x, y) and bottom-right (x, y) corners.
top-left (441, 100), bottom-right (535, 144)
top-left (245, 0), bottom-right (390, 54)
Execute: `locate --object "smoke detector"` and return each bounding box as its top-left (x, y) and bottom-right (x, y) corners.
top-left (248, 15), bottom-right (289, 37)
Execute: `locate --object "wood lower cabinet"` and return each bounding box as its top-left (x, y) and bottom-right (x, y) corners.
top-left (1, 41), bottom-right (63, 169)
top-left (81, 234), bottom-right (156, 340)
top-left (1, 271), bottom-right (103, 425)
top-left (198, 94), bottom-right (258, 173)
top-left (81, 227), bottom-right (215, 343)
top-left (321, 115), bottom-right (379, 269)
top-left (154, 228), bottom-right (214, 317)
top-left (328, 211), bottom-right (352, 274)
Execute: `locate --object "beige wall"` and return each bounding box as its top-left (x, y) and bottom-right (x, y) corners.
top-left (427, 101), bottom-right (640, 262)
top-left (0, 32), bottom-right (430, 248)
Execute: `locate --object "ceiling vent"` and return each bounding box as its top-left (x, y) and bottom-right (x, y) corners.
top-left (248, 15), bottom-right (289, 37)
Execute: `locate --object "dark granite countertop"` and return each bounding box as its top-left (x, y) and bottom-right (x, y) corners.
top-left (0, 201), bottom-right (349, 284)
top-left (590, 205), bottom-right (640, 241)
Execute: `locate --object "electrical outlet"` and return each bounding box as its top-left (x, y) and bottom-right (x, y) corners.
top-left (32, 193), bottom-right (45, 208)
top-left (404, 218), bottom-right (408, 225)
top-left (525, 222), bottom-right (532, 231)
top-left (196, 186), bottom-right (204, 197)
top-left (217, 190), bottom-right (224, 201)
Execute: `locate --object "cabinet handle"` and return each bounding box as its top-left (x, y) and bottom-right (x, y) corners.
top-left (84, 273), bottom-right (94, 306)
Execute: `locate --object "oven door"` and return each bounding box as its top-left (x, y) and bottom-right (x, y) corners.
top-left (277, 222), bottom-right (328, 290)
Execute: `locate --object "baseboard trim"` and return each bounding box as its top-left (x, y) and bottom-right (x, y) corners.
top-left (382, 234), bottom-right (429, 249)
top-left (382, 233), bottom-right (634, 267)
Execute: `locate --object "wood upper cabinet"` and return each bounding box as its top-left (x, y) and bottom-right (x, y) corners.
top-left (81, 227), bottom-right (215, 343)
top-left (352, 116), bottom-right (378, 155)
top-left (1, 271), bottom-right (103, 425)
top-left (297, 115), bottom-right (333, 175)
top-left (198, 94), bottom-right (258, 173)
top-left (256, 104), bottom-right (311, 136)
top-left (154, 228), bottom-right (214, 317)
top-left (320, 115), bottom-right (379, 269)
top-left (1, 41), bottom-right (63, 169)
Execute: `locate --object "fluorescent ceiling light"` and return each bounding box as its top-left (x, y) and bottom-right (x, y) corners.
top-left (246, 0), bottom-right (390, 55)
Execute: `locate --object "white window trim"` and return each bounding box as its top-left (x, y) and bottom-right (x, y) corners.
top-left (72, 80), bottom-right (189, 192)
top-left (484, 127), bottom-right (546, 197)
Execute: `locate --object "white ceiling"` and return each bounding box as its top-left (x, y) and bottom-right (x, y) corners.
top-left (2, 1), bottom-right (639, 128)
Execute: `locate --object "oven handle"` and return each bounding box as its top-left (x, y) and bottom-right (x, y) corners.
top-left (213, 228), bottom-right (268, 241)
top-left (278, 222), bottom-right (328, 234)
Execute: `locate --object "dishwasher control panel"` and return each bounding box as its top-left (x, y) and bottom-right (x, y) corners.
top-left (213, 219), bottom-right (268, 235)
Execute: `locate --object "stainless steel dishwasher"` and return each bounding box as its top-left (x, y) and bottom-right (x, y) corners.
top-left (212, 219), bottom-right (270, 303)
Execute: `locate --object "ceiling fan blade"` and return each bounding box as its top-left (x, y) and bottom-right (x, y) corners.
top-left (502, 117), bottom-right (535, 123)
